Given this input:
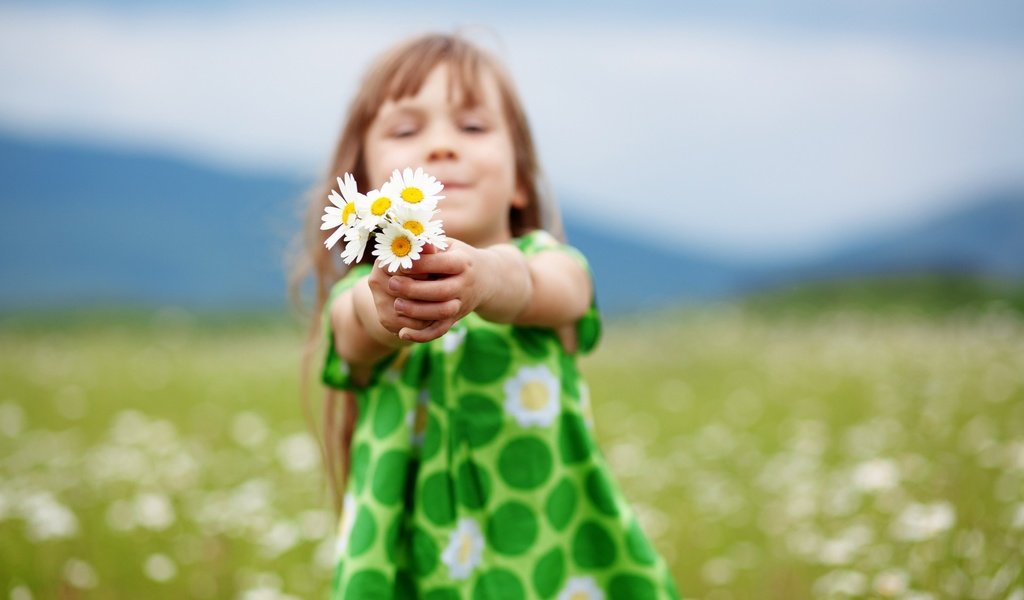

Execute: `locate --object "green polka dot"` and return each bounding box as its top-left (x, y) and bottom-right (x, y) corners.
top-left (458, 329), bottom-right (512, 384)
top-left (348, 505), bottom-right (376, 557)
top-left (412, 527), bottom-right (438, 577)
top-left (421, 412), bottom-right (442, 460)
top-left (455, 393), bottom-right (502, 448)
top-left (351, 442), bottom-right (370, 493)
top-left (577, 310), bottom-right (601, 353)
top-left (625, 519), bottom-right (657, 565)
top-left (512, 327), bottom-right (551, 359)
top-left (385, 514), bottom-right (402, 562)
top-left (545, 477), bottom-right (576, 531)
top-left (456, 460), bottom-right (491, 510)
top-left (585, 468), bottom-right (619, 517)
top-left (558, 413), bottom-right (591, 465)
top-left (532, 546), bottom-right (565, 598)
top-left (372, 450), bottom-right (409, 505)
top-left (486, 501), bottom-right (538, 556)
top-left (421, 471), bottom-right (456, 527)
top-left (572, 520), bottom-right (617, 569)
top-left (498, 437), bottom-right (553, 490)
top-left (608, 574), bottom-right (658, 600)
top-left (424, 589), bottom-right (460, 600)
top-left (473, 569), bottom-right (525, 600)
top-left (373, 383), bottom-right (403, 438)
top-left (344, 569), bottom-right (389, 600)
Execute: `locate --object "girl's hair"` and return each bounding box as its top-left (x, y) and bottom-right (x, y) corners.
top-left (288, 32), bottom-right (559, 515)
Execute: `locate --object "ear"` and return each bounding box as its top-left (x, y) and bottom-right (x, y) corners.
top-left (510, 183), bottom-right (528, 209)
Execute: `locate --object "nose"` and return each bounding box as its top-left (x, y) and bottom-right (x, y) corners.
top-left (428, 146), bottom-right (457, 161)
top-left (425, 123), bottom-right (459, 162)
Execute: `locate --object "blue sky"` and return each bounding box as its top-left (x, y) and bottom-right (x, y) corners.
top-left (2, 1), bottom-right (1023, 260)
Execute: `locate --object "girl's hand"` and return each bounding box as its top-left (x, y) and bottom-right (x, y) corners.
top-left (387, 239), bottom-right (511, 343)
top-left (365, 257), bottom-right (433, 339)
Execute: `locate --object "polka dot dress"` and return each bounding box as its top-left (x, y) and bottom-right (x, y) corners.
top-left (322, 230), bottom-right (681, 600)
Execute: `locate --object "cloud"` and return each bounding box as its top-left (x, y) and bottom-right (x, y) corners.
top-left (2, 5), bottom-right (1023, 258)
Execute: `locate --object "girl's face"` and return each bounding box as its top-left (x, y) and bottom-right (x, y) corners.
top-left (363, 63), bottom-right (525, 248)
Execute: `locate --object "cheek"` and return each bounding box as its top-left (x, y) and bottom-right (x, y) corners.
top-left (364, 140), bottom-right (417, 188)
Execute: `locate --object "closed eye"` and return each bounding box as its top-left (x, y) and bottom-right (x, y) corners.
top-left (391, 126), bottom-right (418, 138)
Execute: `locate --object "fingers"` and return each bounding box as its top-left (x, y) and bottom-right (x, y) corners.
top-left (394, 297), bottom-right (462, 322)
top-left (379, 314), bottom-right (431, 334)
top-left (401, 249), bottom-right (465, 276)
top-left (388, 275), bottom-right (460, 302)
top-left (400, 317), bottom-right (456, 343)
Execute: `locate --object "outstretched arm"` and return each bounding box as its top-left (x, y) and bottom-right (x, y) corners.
top-left (384, 238), bottom-right (592, 343)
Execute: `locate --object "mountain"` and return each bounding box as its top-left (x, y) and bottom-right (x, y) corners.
top-left (0, 134), bottom-right (308, 310)
top-left (749, 186), bottom-right (1024, 292)
top-left (2, 131), bottom-right (1023, 315)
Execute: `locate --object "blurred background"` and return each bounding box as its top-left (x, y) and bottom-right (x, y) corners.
top-left (1, 1), bottom-right (1023, 599)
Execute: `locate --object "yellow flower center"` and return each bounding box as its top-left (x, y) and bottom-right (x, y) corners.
top-left (401, 186), bottom-right (424, 204)
top-left (520, 381), bottom-right (550, 411)
top-left (457, 534), bottom-right (473, 564)
top-left (569, 592), bottom-right (588, 600)
top-left (404, 220), bottom-right (424, 236)
top-left (391, 236), bottom-right (412, 258)
top-left (341, 203), bottom-right (355, 225)
top-left (371, 197), bottom-right (391, 216)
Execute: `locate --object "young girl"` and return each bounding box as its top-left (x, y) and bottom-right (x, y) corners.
top-left (297, 33), bottom-right (681, 600)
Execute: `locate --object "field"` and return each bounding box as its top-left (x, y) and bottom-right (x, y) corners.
top-left (1, 288), bottom-right (1023, 599)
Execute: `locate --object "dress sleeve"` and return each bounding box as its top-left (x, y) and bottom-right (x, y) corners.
top-left (515, 229), bottom-right (602, 354)
top-left (320, 264), bottom-right (390, 391)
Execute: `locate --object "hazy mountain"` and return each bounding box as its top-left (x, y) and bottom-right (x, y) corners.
top-left (2, 132), bottom-right (1022, 315)
top-left (749, 186), bottom-right (1024, 291)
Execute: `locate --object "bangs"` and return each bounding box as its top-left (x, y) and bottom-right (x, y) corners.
top-left (374, 36), bottom-right (487, 111)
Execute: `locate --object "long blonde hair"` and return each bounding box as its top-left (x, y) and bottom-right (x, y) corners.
top-left (289, 32), bottom-right (559, 515)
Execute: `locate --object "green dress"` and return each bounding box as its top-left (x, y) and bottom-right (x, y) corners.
top-left (322, 230), bottom-right (681, 600)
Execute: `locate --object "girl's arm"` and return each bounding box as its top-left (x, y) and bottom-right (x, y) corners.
top-left (329, 266), bottom-right (431, 381)
top-left (384, 239), bottom-right (592, 343)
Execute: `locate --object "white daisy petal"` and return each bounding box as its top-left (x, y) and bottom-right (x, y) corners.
top-left (503, 365), bottom-right (561, 428)
top-left (324, 226), bottom-right (346, 250)
top-left (372, 223), bottom-right (425, 273)
top-left (340, 227), bottom-right (371, 264)
top-left (557, 577), bottom-right (604, 600)
top-left (441, 518), bottom-right (485, 580)
top-left (321, 172), bottom-right (365, 244)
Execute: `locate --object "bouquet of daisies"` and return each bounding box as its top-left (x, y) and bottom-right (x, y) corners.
top-left (321, 168), bottom-right (448, 272)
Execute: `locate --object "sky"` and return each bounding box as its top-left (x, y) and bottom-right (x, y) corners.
top-left (2, 1), bottom-right (1023, 261)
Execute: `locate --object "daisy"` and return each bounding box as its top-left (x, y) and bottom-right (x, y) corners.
top-left (441, 518), bottom-right (485, 580)
top-left (372, 222), bottom-right (425, 273)
top-left (388, 167), bottom-right (443, 211)
top-left (503, 364), bottom-right (561, 428)
top-left (390, 203), bottom-right (449, 251)
top-left (340, 226), bottom-right (371, 265)
top-left (321, 173), bottom-right (363, 250)
top-left (334, 492), bottom-right (356, 559)
top-left (557, 576), bottom-right (604, 600)
top-left (356, 187), bottom-right (397, 231)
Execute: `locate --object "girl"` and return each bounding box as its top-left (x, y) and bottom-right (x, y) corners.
top-left (295, 33), bottom-right (681, 600)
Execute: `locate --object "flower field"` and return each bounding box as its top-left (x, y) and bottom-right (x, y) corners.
top-left (1, 301), bottom-right (1022, 599)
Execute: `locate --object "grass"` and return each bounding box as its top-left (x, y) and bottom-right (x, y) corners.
top-left (2, 277), bottom-right (1023, 599)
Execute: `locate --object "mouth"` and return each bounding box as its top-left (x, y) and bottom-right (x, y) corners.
top-left (440, 180), bottom-right (471, 190)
